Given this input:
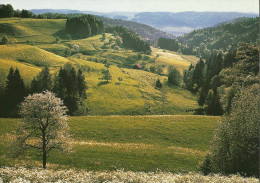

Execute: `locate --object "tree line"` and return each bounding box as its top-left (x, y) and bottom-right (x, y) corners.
top-left (183, 42), bottom-right (259, 116)
top-left (157, 37), bottom-right (179, 52)
top-left (0, 63), bottom-right (87, 117)
top-left (0, 4), bottom-right (35, 18)
top-left (106, 26), bottom-right (151, 54)
top-left (66, 15), bottom-right (104, 39)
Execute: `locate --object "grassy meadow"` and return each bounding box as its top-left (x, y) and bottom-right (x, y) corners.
top-left (0, 115), bottom-right (219, 172)
top-left (0, 18), bottom-right (199, 115)
top-left (0, 18), bottom-right (218, 179)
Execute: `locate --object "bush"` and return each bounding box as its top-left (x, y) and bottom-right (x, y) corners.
top-left (155, 79), bottom-right (162, 89)
top-left (2, 36), bottom-right (8, 45)
top-left (168, 66), bottom-right (181, 86)
top-left (205, 84), bottom-right (259, 177)
top-left (199, 154), bottom-right (212, 175)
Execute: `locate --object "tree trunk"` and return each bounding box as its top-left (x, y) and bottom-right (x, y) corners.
top-left (42, 131), bottom-right (47, 169)
top-left (43, 151), bottom-right (47, 169)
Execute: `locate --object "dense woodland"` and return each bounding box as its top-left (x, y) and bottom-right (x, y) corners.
top-left (179, 17), bottom-right (259, 57)
top-left (157, 17), bottom-right (259, 57)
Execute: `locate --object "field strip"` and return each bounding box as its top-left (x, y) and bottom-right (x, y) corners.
top-left (1, 134), bottom-right (207, 155)
top-left (73, 140), bottom-right (207, 155)
top-left (73, 140), bottom-right (155, 149)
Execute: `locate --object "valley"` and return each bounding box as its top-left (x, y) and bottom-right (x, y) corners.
top-left (0, 3), bottom-right (258, 181)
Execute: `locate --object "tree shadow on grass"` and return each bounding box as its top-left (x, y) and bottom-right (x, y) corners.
top-left (97, 81), bottom-right (109, 86)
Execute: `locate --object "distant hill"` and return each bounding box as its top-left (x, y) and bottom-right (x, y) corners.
top-left (131, 12), bottom-right (258, 36)
top-left (178, 17), bottom-right (259, 51)
top-left (95, 16), bottom-right (175, 40)
top-left (30, 9), bottom-right (175, 40)
top-left (31, 9), bottom-right (258, 36)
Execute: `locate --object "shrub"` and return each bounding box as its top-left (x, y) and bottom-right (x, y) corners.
top-left (204, 84), bottom-right (259, 177)
top-left (2, 36), bottom-right (8, 45)
top-left (155, 79), bottom-right (162, 89)
top-left (168, 66), bottom-right (181, 86)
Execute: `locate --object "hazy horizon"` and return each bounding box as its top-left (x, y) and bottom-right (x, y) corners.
top-left (0, 0), bottom-right (259, 14)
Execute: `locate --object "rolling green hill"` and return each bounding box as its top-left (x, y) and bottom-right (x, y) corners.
top-left (0, 18), bottom-right (65, 43)
top-left (0, 18), bottom-right (199, 115)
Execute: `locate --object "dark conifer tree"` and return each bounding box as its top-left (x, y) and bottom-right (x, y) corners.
top-left (77, 69), bottom-right (87, 99)
top-left (155, 79), bottom-right (162, 89)
top-left (4, 67), bottom-right (26, 117)
top-left (54, 64), bottom-right (87, 115)
top-left (192, 58), bottom-right (205, 92)
top-left (30, 66), bottom-right (52, 93)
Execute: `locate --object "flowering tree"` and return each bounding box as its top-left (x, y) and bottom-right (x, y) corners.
top-left (10, 91), bottom-right (72, 168)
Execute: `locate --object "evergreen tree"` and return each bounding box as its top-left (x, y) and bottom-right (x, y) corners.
top-left (206, 90), bottom-right (222, 116)
top-left (30, 66), bottom-right (52, 93)
top-left (155, 79), bottom-right (162, 89)
top-left (54, 64), bottom-right (87, 115)
top-left (77, 69), bottom-right (87, 99)
top-left (192, 58), bottom-right (205, 91)
top-left (198, 87), bottom-right (207, 107)
top-left (4, 67), bottom-right (26, 117)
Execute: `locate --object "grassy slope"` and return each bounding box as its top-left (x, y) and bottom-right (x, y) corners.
top-left (0, 18), bottom-right (65, 43)
top-left (0, 18), bottom-right (198, 114)
top-left (0, 115), bottom-right (219, 172)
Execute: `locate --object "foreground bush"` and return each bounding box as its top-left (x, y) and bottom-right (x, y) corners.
top-left (0, 167), bottom-right (258, 183)
top-left (202, 84), bottom-right (259, 177)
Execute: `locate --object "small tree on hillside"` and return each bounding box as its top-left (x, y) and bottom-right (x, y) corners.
top-left (168, 66), bottom-right (181, 86)
top-left (155, 79), bottom-right (162, 89)
top-left (2, 35), bottom-right (8, 45)
top-left (102, 69), bottom-right (112, 82)
top-left (9, 91), bottom-right (72, 169)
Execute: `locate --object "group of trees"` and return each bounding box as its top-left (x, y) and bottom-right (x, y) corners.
top-left (0, 4), bottom-right (35, 18)
top-left (106, 26), bottom-right (151, 54)
top-left (0, 4), bottom-right (14, 18)
top-left (183, 42), bottom-right (259, 116)
top-left (157, 37), bottom-right (179, 52)
top-left (53, 64), bottom-right (88, 115)
top-left (0, 64), bottom-right (88, 117)
top-left (65, 15), bottom-right (104, 38)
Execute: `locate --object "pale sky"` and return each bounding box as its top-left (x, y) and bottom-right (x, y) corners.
top-left (0, 0), bottom-right (259, 13)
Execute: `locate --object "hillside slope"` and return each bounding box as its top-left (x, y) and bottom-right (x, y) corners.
top-left (0, 18), bottom-right (199, 115)
top-left (179, 17), bottom-right (259, 51)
